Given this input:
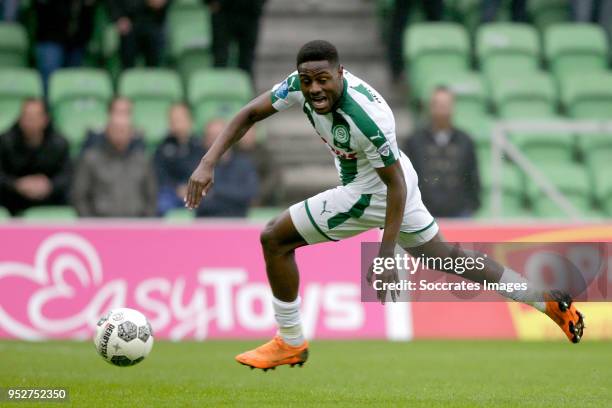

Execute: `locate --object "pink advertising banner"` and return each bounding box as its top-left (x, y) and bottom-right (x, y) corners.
top-left (0, 223), bottom-right (410, 341)
top-left (2, 221), bottom-right (611, 341)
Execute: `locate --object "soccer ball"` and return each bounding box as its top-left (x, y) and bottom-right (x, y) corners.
top-left (94, 308), bottom-right (154, 367)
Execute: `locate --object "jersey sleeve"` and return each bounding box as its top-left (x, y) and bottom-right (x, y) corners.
top-left (355, 129), bottom-right (398, 168)
top-left (270, 71), bottom-right (303, 112)
top-left (343, 93), bottom-right (399, 168)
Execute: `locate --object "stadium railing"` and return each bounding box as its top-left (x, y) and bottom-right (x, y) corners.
top-left (490, 120), bottom-right (612, 219)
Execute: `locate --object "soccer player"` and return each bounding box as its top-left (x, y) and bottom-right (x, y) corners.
top-left (184, 40), bottom-right (585, 370)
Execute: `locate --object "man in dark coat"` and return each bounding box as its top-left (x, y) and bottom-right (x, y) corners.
top-left (404, 86), bottom-right (481, 217)
top-left (0, 99), bottom-right (71, 215)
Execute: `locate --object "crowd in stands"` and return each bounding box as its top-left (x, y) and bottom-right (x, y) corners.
top-left (1, 1), bottom-right (611, 219)
top-left (0, 97), bottom-right (260, 218)
top-left (0, 0), bottom-right (268, 218)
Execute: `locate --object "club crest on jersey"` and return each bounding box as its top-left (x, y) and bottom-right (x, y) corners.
top-left (377, 141), bottom-right (391, 157)
top-left (275, 81), bottom-right (289, 100)
top-left (332, 124), bottom-right (350, 145)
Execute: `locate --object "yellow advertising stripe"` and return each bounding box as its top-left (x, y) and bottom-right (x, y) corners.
top-left (510, 226), bottom-right (612, 243)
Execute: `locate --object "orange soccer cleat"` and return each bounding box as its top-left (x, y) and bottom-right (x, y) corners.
top-left (235, 335), bottom-right (309, 371)
top-left (545, 290), bottom-right (585, 344)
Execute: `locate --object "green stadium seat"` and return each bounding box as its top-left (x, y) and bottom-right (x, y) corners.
top-left (0, 68), bottom-right (42, 133)
top-left (526, 161), bottom-right (594, 217)
top-left (0, 206), bottom-right (10, 221)
top-left (248, 207), bottom-right (283, 221)
top-left (454, 113), bottom-right (494, 151)
top-left (0, 23), bottom-right (28, 67)
top-left (404, 23), bottom-right (470, 91)
top-left (561, 72), bottom-right (612, 119)
top-left (170, 22), bottom-right (212, 80)
top-left (119, 68), bottom-right (183, 146)
top-left (167, 0), bottom-right (209, 30)
top-left (22, 206), bottom-right (78, 220)
top-left (164, 208), bottom-right (195, 222)
top-left (420, 71), bottom-right (487, 117)
top-left (491, 71), bottom-right (556, 118)
top-left (576, 133), bottom-right (612, 162)
top-left (168, 1), bottom-right (211, 80)
top-left (194, 101), bottom-right (242, 133)
top-left (476, 23), bottom-right (540, 77)
top-left (588, 154), bottom-right (612, 215)
top-left (545, 24), bottom-right (608, 83)
top-left (476, 162), bottom-right (528, 218)
top-left (528, 0), bottom-right (570, 31)
top-left (511, 126), bottom-right (575, 162)
top-left (48, 68), bottom-right (113, 152)
top-left (188, 68), bottom-right (253, 131)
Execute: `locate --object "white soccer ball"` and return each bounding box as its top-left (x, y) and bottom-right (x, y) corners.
top-left (93, 308), bottom-right (154, 367)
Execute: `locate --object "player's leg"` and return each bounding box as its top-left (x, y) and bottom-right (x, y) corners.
top-left (237, 187), bottom-right (376, 370)
top-left (235, 210), bottom-right (310, 370)
top-left (401, 231), bottom-right (585, 343)
top-left (260, 210), bottom-right (307, 302)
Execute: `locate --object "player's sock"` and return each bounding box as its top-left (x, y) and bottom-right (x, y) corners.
top-left (272, 296), bottom-right (305, 347)
top-left (497, 267), bottom-right (546, 312)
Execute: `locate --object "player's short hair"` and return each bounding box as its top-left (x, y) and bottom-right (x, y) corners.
top-left (296, 40), bottom-right (339, 67)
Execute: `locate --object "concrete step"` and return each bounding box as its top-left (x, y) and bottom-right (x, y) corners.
top-left (282, 165), bottom-right (340, 204)
top-left (257, 15), bottom-right (383, 61)
top-left (263, 0), bottom-right (375, 17)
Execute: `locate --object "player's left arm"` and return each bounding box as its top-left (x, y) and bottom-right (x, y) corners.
top-left (367, 161), bottom-right (406, 303)
top-left (375, 162), bottom-right (407, 257)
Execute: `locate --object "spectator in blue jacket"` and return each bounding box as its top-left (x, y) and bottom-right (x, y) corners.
top-left (154, 103), bottom-right (204, 215)
top-left (196, 118), bottom-right (259, 218)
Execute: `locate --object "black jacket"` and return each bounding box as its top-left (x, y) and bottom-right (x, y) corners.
top-left (404, 127), bottom-right (481, 217)
top-left (204, 0), bottom-right (266, 16)
top-left (108, 0), bottom-right (169, 24)
top-left (153, 134), bottom-right (204, 190)
top-left (0, 123), bottom-right (71, 214)
top-left (34, 0), bottom-right (97, 46)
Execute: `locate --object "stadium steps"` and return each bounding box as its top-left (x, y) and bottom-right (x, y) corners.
top-left (255, 0), bottom-right (413, 204)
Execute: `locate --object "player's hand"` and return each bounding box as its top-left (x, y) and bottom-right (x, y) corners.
top-left (184, 161), bottom-right (214, 209)
top-left (366, 253), bottom-right (400, 305)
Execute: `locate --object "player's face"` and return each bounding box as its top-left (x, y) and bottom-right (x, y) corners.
top-left (297, 60), bottom-right (344, 114)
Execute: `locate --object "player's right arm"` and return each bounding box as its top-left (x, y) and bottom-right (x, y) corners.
top-left (184, 92), bottom-right (277, 209)
top-left (185, 72), bottom-right (302, 209)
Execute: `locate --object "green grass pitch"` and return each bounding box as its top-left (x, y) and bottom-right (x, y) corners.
top-left (1, 340), bottom-right (610, 407)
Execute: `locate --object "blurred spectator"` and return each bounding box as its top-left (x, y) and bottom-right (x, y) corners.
top-left (81, 97), bottom-right (145, 154)
top-left (404, 87), bottom-right (480, 217)
top-left (154, 103), bottom-right (204, 215)
top-left (238, 126), bottom-right (281, 206)
top-left (205, 0), bottom-right (267, 76)
top-left (71, 101), bottom-right (157, 217)
top-left (196, 119), bottom-right (258, 217)
top-left (0, 99), bottom-right (71, 215)
top-left (481, 0), bottom-right (528, 23)
top-left (388, 0), bottom-right (444, 82)
top-left (34, 0), bottom-right (97, 89)
top-left (108, 0), bottom-right (168, 69)
top-left (1, 0), bottom-right (19, 21)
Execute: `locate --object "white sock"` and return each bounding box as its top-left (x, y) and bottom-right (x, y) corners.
top-left (497, 268), bottom-right (546, 312)
top-left (272, 296), bottom-right (305, 347)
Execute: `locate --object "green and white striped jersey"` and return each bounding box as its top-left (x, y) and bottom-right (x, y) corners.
top-left (270, 69), bottom-right (401, 193)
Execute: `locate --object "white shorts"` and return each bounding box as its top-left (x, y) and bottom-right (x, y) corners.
top-left (289, 157), bottom-right (438, 248)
